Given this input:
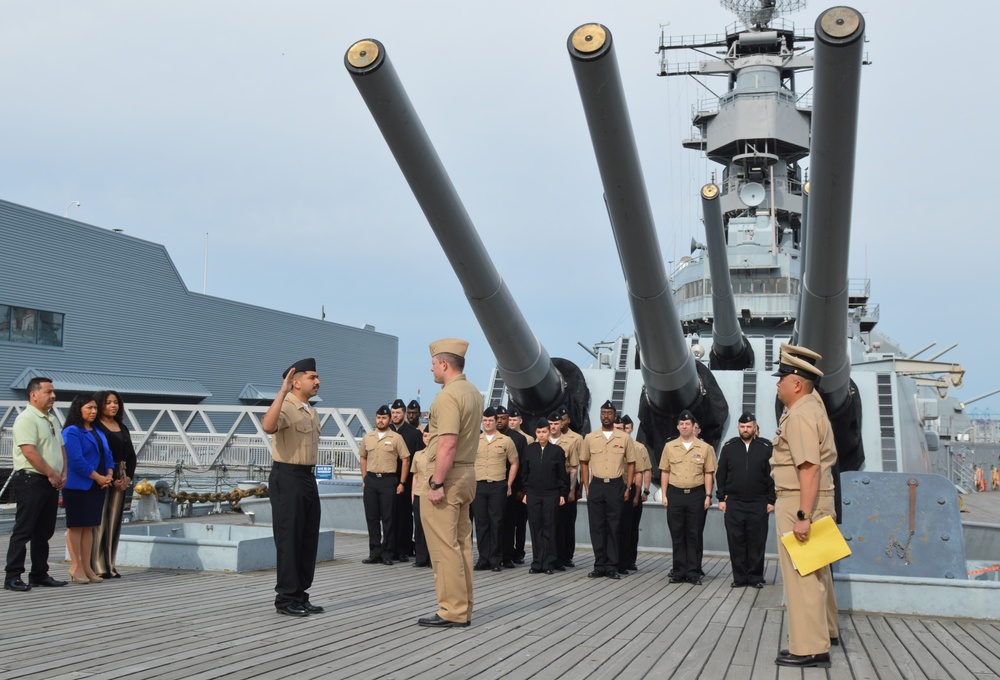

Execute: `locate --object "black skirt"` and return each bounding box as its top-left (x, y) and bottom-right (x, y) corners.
top-left (63, 485), bottom-right (107, 527)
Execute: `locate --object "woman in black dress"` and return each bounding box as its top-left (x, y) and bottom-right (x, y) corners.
top-left (62, 394), bottom-right (114, 584)
top-left (92, 390), bottom-right (138, 578)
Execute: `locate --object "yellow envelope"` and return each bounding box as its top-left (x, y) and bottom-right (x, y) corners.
top-left (780, 515), bottom-right (852, 576)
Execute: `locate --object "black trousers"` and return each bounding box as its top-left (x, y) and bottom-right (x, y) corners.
top-left (4, 471), bottom-right (59, 581)
top-left (502, 494), bottom-right (527, 562)
top-left (527, 493), bottom-right (559, 570)
top-left (556, 495), bottom-right (577, 565)
top-left (412, 495), bottom-right (429, 566)
top-left (472, 480), bottom-right (506, 567)
top-left (625, 495), bottom-right (645, 568)
top-left (617, 485), bottom-right (636, 571)
top-left (666, 485), bottom-right (706, 581)
top-left (395, 477), bottom-right (414, 557)
top-left (725, 498), bottom-right (769, 585)
top-left (269, 463), bottom-right (321, 607)
top-left (587, 478), bottom-right (624, 573)
top-left (363, 473), bottom-right (398, 559)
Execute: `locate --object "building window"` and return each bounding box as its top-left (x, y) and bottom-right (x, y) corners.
top-left (0, 305), bottom-right (64, 347)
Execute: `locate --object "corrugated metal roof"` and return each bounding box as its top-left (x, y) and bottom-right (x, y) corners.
top-left (238, 383), bottom-right (322, 403)
top-left (10, 368), bottom-right (212, 398)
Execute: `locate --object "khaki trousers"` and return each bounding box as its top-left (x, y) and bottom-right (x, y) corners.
top-left (775, 494), bottom-right (839, 655)
top-left (423, 465), bottom-right (476, 623)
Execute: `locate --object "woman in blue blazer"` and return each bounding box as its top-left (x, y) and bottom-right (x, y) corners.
top-left (62, 394), bottom-right (114, 584)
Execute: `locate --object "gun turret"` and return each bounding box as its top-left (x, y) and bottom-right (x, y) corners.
top-left (701, 183), bottom-right (754, 370)
top-left (568, 24), bottom-right (728, 456)
top-left (345, 40), bottom-right (579, 421)
top-left (795, 7), bottom-right (866, 472)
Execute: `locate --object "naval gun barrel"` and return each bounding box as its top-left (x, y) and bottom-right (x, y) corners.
top-left (795, 7), bottom-right (865, 412)
top-left (701, 183), bottom-right (753, 370)
top-left (344, 40), bottom-right (562, 414)
top-left (568, 24), bottom-right (728, 453)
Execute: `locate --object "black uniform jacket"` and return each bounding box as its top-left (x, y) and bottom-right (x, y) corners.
top-left (521, 442), bottom-right (570, 498)
top-left (715, 436), bottom-right (776, 504)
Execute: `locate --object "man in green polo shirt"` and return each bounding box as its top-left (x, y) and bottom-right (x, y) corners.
top-left (4, 377), bottom-right (68, 591)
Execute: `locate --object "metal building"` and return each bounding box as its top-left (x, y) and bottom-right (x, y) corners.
top-left (0, 199), bottom-right (396, 411)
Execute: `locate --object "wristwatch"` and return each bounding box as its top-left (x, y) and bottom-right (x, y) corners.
top-left (796, 510), bottom-right (812, 521)
top-left (428, 479), bottom-right (444, 491)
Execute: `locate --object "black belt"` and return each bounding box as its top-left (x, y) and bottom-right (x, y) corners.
top-left (14, 469), bottom-right (46, 478)
top-left (669, 485), bottom-right (703, 494)
top-left (367, 472), bottom-right (397, 478)
top-left (272, 461), bottom-right (316, 474)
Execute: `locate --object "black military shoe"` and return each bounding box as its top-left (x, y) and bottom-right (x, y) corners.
top-left (382, 558), bottom-right (394, 566)
top-left (302, 602), bottom-right (325, 613)
top-left (491, 566), bottom-right (502, 572)
top-left (362, 557), bottom-right (380, 564)
top-left (276, 603), bottom-right (309, 617)
top-left (473, 563), bottom-right (490, 571)
top-left (29, 576), bottom-right (67, 587)
top-left (3, 578), bottom-right (31, 592)
top-left (605, 571), bottom-right (621, 580)
top-left (502, 560), bottom-right (515, 569)
top-left (775, 653), bottom-right (831, 668)
top-left (563, 560), bottom-right (575, 568)
top-left (587, 570), bottom-right (603, 578)
top-left (418, 614), bottom-right (469, 628)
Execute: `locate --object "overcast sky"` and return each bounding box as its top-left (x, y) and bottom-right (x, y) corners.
top-left (3, 1), bottom-right (999, 418)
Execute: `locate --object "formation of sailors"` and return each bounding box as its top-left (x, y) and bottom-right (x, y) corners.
top-left (358, 396), bottom-right (773, 587)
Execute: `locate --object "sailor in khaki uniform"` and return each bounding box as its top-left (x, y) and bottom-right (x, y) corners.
top-left (472, 407), bottom-right (518, 572)
top-left (411, 430), bottom-right (432, 568)
top-left (418, 338), bottom-right (484, 628)
top-left (621, 415), bottom-right (651, 572)
top-left (261, 358), bottom-right (323, 617)
top-left (580, 400), bottom-right (636, 579)
top-left (360, 405), bottom-right (411, 565)
top-left (659, 410), bottom-right (717, 584)
top-left (406, 399), bottom-right (425, 431)
top-left (771, 344), bottom-right (839, 668)
top-left (552, 408), bottom-right (583, 569)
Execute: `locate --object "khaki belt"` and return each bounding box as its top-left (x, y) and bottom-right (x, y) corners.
top-left (775, 489), bottom-right (834, 497)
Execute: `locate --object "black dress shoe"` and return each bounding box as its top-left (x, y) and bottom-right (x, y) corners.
top-left (545, 569), bottom-right (555, 575)
top-left (529, 567), bottom-right (542, 574)
top-left (302, 602), bottom-right (325, 613)
top-left (731, 582), bottom-right (746, 588)
top-left (29, 576), bottom-right (67, 587)
top-left (605, 571), bottom-right (621, 580)
top-left (3, 578), bottom-right (31, 592)
top-left (775, 652), bottom-right (831, 668)
top-left (625, 564), bottom-right (638, 571)
top-left (668, 577), bottom-right (684, 584)
top-left (362, 557), bottom-right (380, 564)
top-left (587, 570), bottom-right (603, 578)
top-left (751, 582), bottom-right (764, 589)
top-left (382, 558), bottom-right (394, 565)
top-left (553, 565), bottom-right (566, 572)
top-left (473, 563), bottom-right (490, 571)
top-left (418, 613), bottom-right (469, 628)
top-left (502, 560), bottom-right (515, 569)
top-left (563, 560), bottom-right (575, 568)
top-left (414, 562), bottom-right (431, 568)
top-left (618, 567), bottom-right (629, 575)
top-left (396, 555), bottom-right (409, 562)
top-left (491, 566), bottom-right (502, 572)
top-left (276, 603), bottom-right (309, 617)
top-left (513, 557), bottom-right (525, 565)
top-left (689, 577), bottom-right (703, 586)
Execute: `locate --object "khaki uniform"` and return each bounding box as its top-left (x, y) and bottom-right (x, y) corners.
top-left (473, 432), bottom-right (517, 569)
top-left (423, 375), bottom-right (484, 624)
top-left (552, 429), bottom-right (582, 566)
top-left (411, 450), bottom-right (431, 567)
top-left (580, 429), bottom-right (636, 574)
top-left (660, 437), bottom-right (717, 581)
top-left (359, 430), bottom-right (410, 560)
top-left (621, 440), bottom-right (652, 570)
top-left (360, 430), bottom-right (410, 473)
top-left (771, 391), bottom-right (839, 656)
top-left (475, 433), bottom-right (517, 482)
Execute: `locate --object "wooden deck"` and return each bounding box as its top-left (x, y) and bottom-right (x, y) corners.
top-left (2, 515), bottom-right (999, 680)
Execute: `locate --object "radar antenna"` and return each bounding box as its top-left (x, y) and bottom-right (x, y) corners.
top-left (721, 0), bottom-right (806, 29)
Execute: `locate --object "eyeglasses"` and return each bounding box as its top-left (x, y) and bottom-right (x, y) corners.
top-left (44, 417), bottom-right (55, 436)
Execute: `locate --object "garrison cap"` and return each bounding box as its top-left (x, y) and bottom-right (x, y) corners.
top-left (282, 358), bottom-right (316, 378)
top-left (429, 338), bottom-right (469, 358)
top-left (738, 411), bottom-right (756, 424)
top-left (534, 418), bottom-right (551, 432)
top-left (407, 400), bottom-right (420, 410)
top-left (509, 407), bottom-right (522, 417)
top-left (557, 406), bottom-right (570, 417)
top-left (548, 411), bottom-right (562, 422)
top-left (375, 405), bottom-right (391, 416)
top-left (614, 416), bottom-right (622, 424)
top-left (621, 414), bottom-right (633, 426)
top-left (677, 409), bottom-right (696, 423)
top-left (483, 406), bottom-right (497, 418)
top-left (391, 399), bottom-right (406, 410)
top-left (773, 343), bottom-right (824, 383)
top-left (600, 400), bottom-right (616, 412)
top-left (494, 404), bottom-right (509, 415)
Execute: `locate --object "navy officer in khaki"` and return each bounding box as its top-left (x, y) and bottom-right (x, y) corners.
top-left (772, 344), bottom-right (839, 668)
top-left (360, 405), bottom-right (411, 565)
top-left (659, 410), bottom-right (717, 585)
top-left (261, 358), bottom-right (324, 617)
top-left (580, 400), bottom-right (636, 579)
top-left (472, 406), bottom-right (518, 572)
top-left (419, 338), bottom-right (484, 628)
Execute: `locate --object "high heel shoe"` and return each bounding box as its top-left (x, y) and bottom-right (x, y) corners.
top-left (68, 570), bottom-right (90, 585)
top-left (87, 574), bottom-right (103, 583)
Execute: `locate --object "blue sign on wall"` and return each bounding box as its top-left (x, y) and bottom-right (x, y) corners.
top-left (315, 465), bottom-right (333, 480)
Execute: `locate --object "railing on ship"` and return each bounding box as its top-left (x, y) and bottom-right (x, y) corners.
top-left (0, 401), bottom-right (371, 483)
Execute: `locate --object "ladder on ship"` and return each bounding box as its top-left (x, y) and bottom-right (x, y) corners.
top-left (611, 338), bottom-right (630, 412)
